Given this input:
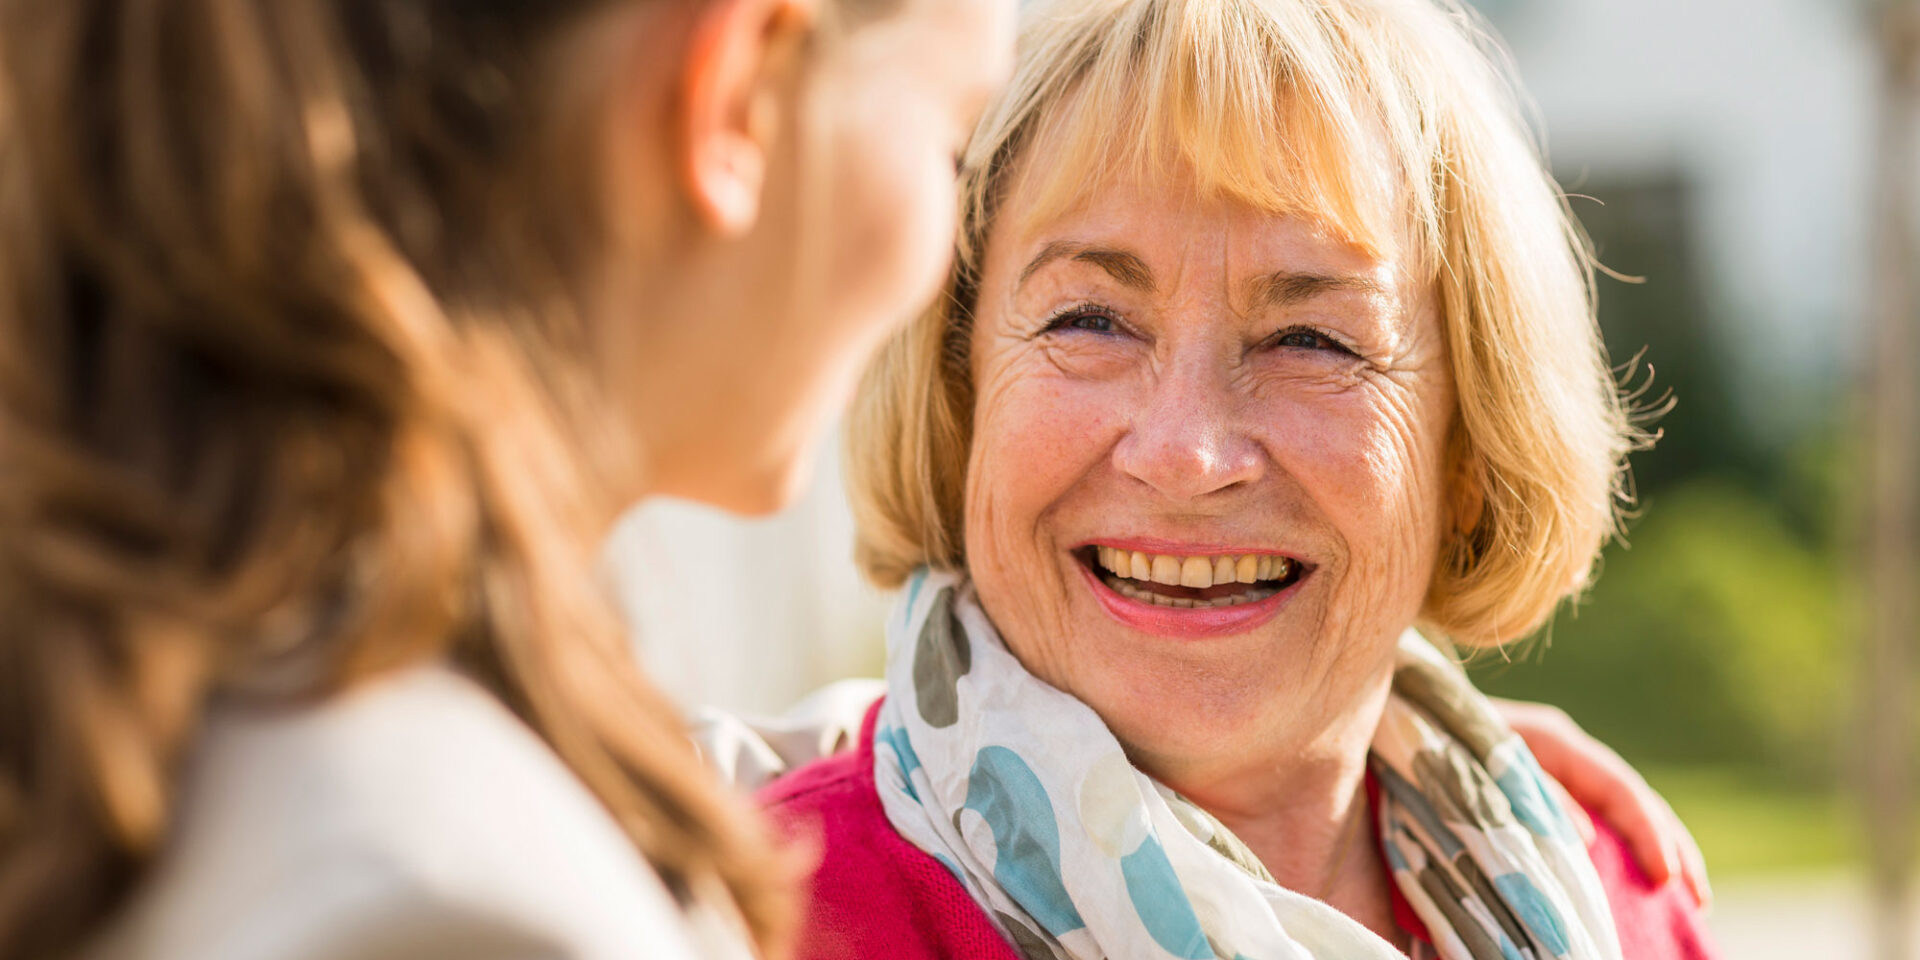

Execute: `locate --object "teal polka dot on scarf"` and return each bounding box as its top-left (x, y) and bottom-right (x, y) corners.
top-left (964, 746), bottom-right (1086, 937)
top-left (1120, 834), bottom-right (1213, 959)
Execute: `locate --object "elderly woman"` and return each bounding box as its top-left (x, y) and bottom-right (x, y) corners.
top-left (761, 0), bottom-right (1721, 957)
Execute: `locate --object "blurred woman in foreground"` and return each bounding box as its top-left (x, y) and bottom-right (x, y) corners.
top-left (0, 0), bottom-right (1012, 956)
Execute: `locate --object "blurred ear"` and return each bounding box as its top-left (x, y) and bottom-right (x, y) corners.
top-left (675, 0), bottom-right (815, 236)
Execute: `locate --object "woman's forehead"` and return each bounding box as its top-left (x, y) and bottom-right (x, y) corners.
top-left (989, 142), bottom-right (1418, 290)
top-left (999, 218), bottom-right (1401, 306)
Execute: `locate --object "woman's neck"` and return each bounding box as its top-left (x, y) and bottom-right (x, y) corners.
top-left (1208, 770), bottom-right (1404, 946)
top-left (1149, 673), bottom-right (1405, 946)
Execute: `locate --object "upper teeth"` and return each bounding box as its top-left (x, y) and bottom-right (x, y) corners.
top-left (1094, 547), bottom-right (1293, 589)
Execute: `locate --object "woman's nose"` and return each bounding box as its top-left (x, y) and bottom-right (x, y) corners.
top-left (1110, 366), bottom-right (1265, 502)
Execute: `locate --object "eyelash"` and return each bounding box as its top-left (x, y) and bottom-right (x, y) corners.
top-left (1039, 306), bottom-right (1356, 358)
top-left (1264, 325), bottom-right (1358, 356)
top-left (1037, 302), bottom-right (1124, 337)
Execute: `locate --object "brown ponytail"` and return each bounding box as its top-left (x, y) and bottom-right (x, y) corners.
top-left (0, 1), bottom-right (796, 956)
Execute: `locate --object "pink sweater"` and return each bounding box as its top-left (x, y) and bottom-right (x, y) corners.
top-left (760, 700), bottom-right (1721, 960)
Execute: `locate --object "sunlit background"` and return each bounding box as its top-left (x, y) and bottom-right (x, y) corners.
top-left (610, 1), bottom-right (1919, 956)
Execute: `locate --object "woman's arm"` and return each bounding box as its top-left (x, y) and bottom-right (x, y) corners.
top-left (1495, 698), bottom-right (1712, 909)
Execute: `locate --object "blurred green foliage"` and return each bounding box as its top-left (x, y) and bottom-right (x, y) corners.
top-left (1642, 765), bottom-right (1859, 876)
top-left (1472, 476), bottom-right (1844, 782)
top-left (1467, 175), bottom-right (1854, 811)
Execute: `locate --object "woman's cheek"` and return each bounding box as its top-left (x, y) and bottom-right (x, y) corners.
top-left (1254, 390), bottom-right (1382, 496)
top-left (968, 362), bottom-right (1122, 572)
top-left (978, 378), bottom-right (1106, 493)
top-left (967, 373), bottom-right (1120, 676)
top-left (1037, 336), bottom-right (1141, 381)
top-left (1263, 389), bottom-right (1443, 618)
top-left (889, 138), bottom-right (959, 320)
top-left (829, 106), bottom-right (953, 340)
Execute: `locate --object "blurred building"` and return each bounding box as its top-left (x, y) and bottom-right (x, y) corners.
top-left (1477, 0), bottom-right (1873, 439)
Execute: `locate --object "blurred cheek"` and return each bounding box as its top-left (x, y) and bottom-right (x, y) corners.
top-left (742, 95), bottom-right (954, 508)
top-left (823, 106), bottom-right (954, 349)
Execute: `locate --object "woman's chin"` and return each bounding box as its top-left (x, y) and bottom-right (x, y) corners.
top-left (654, 446), bottom-right (814, 518)
top-left (733, 457), bottom-right (815, 517)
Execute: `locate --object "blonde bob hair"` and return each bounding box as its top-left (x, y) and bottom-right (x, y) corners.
top-left (847, 0), bottom-right (1643, 647)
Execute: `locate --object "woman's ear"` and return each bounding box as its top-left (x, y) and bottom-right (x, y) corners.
top-left (1446, 430), bottom-right (1486, 541)
top-left (675, 0), bottom-right (816, 236)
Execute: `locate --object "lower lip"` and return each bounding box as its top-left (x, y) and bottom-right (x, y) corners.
top-left (1077, 562), bottom-right (1304, 639)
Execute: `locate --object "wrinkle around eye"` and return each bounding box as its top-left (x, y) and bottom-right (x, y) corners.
top-left (1247, 322), bottom-right (1403, 384)
top-left (1238, 349), bottom-right (1379, 398)
top-left (1034, 326), bottom-right (1143, 380)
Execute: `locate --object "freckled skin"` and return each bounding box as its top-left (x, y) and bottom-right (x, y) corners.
top-left (962, 161), bottom-right (1457, 899)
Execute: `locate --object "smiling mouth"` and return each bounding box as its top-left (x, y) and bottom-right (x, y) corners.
top-left (1077, 546), bottom-right (1306, 609)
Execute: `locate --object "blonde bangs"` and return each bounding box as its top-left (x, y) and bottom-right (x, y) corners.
top-left (959, 0), bottom-right (1459, 274)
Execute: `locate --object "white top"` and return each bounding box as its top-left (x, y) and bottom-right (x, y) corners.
top-left (87, 664), bottom-right (753, 960)
top-left (688, 677), bottom-right (883, 793)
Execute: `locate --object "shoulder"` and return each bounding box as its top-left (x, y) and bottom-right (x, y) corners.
top-left (1581, 804), bottom-right (1724, 960)
top-left (758, 698), bottom-right (1019, 960)
top-left (91, 664), bottom-right (730, 960)
top-left (695, 677), bottom-right (885, 792)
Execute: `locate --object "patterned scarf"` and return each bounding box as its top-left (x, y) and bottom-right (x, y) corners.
top-left (871, 570), bottom-right (1622, 960)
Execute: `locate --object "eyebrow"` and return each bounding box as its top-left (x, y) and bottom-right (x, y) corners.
top-left (1016, 241), bottom-right (1156, 292)
top-left (1016, 241), bottom-right (1389, 312)
top-left (1251, 271), bottom-right (1388, 308)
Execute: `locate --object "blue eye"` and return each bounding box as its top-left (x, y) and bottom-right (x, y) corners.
top-left (1270, 326), bottom-right (1354, 355)
top-left (1040, 305), bottom-right (1121, 335)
